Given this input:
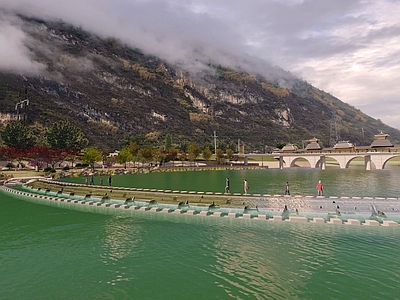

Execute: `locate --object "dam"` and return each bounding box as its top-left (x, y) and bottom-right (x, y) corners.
top-left (2, 177), bottom-right (400, 227)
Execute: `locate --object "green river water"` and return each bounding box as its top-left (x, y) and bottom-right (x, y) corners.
top-left (1, 167), bottom-right (400, 299)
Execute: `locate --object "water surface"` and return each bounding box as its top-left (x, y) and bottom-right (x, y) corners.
top-left (2, 168), bottom-right (400, 299)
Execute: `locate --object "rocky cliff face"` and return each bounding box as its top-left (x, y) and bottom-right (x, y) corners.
top-left (1, 16), bottom-right (399, 151)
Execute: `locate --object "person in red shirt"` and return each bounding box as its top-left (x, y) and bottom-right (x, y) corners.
top-left (316, 180), bottom-right (324, 196)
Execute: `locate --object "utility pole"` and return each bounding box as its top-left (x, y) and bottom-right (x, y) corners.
top-left (15, 88), bottom-right (29, 124)
top-left (238, 139), bottom-right (240, 154)
top-left (213, 131), bottom-right (218, 156)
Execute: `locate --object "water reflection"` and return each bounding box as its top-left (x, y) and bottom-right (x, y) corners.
top-left (100, 216), bottom-right (144, 287)
top-left (101, 216), bottom-right (143, 262)
top-left (199, 222), bottom-right (334, 299)
top-left (201, 221), bottom-right (400, 299)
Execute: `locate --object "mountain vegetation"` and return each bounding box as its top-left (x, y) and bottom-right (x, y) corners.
top-left (1, 15), bottom-right (399, 153)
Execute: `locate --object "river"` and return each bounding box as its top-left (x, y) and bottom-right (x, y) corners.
top-left (1, 167), bottom-right (400, 299)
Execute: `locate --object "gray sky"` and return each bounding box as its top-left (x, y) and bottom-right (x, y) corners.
top-left (1, 0), bottom-right (400, 129)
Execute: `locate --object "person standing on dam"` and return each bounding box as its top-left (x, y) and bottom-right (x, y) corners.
top-left (225, 177), bottom-right (231, 194)
top-left (284, 182), bottom-right (290, 195)
top-left (316, 180), bottom-right (324, 196)
top-left (244, 179), bottom-right (249, 195)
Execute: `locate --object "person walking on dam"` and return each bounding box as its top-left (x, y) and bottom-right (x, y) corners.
top-left (316, 180), bottom-right (324, 196)
top-left (225, 177), bottom-right (231, 194)
top-left (284, 182), bottom-right (290, 195)
top-left (244, 179), bottom-right (249, 195)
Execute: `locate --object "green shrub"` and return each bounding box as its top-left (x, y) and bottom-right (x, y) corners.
top-left (44, 167), bottom-right (56, 173)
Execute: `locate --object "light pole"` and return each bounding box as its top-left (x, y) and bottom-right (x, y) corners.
top-left (213, 131), bottom-right (218, 156)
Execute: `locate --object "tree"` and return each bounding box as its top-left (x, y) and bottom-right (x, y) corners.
top-left (116, 147), bottom-right (133, 169)
top-left (64, 150), bottom-right (80, 168)
top-left (127, 141), bottom-right (140, 156)
top-left (30, 121), bottom-right (48, 146)
top-left (202, 146), bottom-right (212, 161)
top-left (138, 146), bottom-right (155, 166)
top-left (276, 142), bottom-right (286, 149)
top-left (152, 147), bottom-right (163, 166)
top-left (127, 141), bottom-right (140, 166)
top-left (164, 148), bottom-right (178, 165)
top-left (226, 149), bottom-right (234, 161)
top-left (178, 139), bottom-right (188, 153)
top-left (216, 149), bottom-right (225, 164)
top-left (226, 140), bottom-right (237, 152)
top-left (7, 147), bottom-right (28, 168)
top-left (26, 146), bottom-right (51, 171)
top-left (103, 156), bottom-right (116, 168)
top-left (46, 149), bottom-right (64, 169)
top-left (1, 121), bottom-right (36, 149)
top-left (82, 147), bottom-right (102, 170)
top-left (188, 142), bottom-right (200, 163)
top-left (46, 120), bottom-right (88, 152)
top-left (164, 134), bottom-right (172, 150)
top-left (219, 140), bottom-right (227, 152)
top-left (0, 146), bottom-right (10, 161)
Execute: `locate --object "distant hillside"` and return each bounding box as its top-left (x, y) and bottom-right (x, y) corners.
top-left (1, 16), bottom-right (399, 152)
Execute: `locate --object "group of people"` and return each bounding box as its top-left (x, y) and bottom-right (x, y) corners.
top-left (224, 178), bottom-right (250, 194)
top-left (224, 178), bottom-right (324, 196)
top-left (85, 174), bottom-right (113, 186)
top-left (285, 180), bottom-right (324, 196)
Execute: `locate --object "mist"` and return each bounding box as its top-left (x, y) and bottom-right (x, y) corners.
top-left (1, 0), bottom-right (400, 129)
top-left (0, 12), bottom-right (45, 74)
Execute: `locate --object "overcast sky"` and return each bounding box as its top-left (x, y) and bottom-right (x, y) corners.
top-left (1, 0), bottom-right (400, 129)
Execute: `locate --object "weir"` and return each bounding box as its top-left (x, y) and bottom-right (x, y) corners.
top-left (2, 181), bottom-right (400, 227)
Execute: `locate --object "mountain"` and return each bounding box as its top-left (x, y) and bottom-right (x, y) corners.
top-left (1, 15), bottom-right (399, 152)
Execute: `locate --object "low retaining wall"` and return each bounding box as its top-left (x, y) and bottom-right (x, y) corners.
top-left (1, 185), bottom-right (399, 228)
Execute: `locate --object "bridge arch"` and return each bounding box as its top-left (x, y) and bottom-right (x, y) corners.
top-left (371, 156), bottom-right (397, 169)
top-left (279, 154), bottom-right (325, 169)
top-left (366, 153), bottom-right (400, 169)
top-left (321, 156), bottom-right (340, 168)
top-left (377, 156), bottom-right (399, 169)
top-left (287, 157), bottom-right (311, 168)
top-left (325, 155), bottom-right (357, 169)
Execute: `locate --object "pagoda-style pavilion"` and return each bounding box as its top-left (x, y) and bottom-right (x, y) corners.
top-left (333, 140), bottom-right (355, 150)
top-left (370, 132), bottom-right (393, 148)
top-left (305, 137), bottom-right (322, 151)
top-left (281, 143), bottom-right (298, 153)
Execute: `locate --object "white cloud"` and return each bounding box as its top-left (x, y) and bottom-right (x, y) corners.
top-left (0, 14), bottom-right (45, 74)
top-left (0, 0), bottom-right (400, 129)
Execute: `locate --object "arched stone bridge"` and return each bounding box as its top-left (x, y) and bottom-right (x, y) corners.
top-left (241, 152), bottom-right (400, 170)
